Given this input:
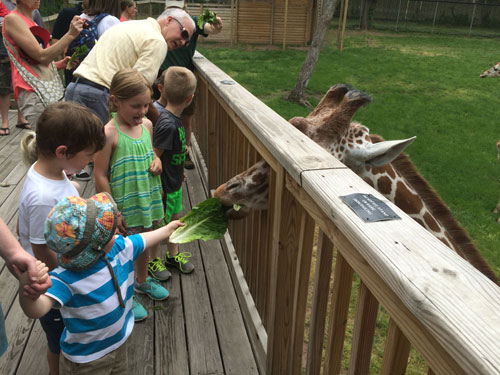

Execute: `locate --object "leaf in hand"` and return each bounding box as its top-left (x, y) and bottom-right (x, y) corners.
top-left (169, 198), bottom-right (228, 244)
top-left (198, 9), bottom-right (217, 29)
top-left (66, 45), bottom-right (89, 70)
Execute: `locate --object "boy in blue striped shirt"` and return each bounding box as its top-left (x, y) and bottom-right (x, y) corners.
top-left (15, 192), bottom-right (182, 373)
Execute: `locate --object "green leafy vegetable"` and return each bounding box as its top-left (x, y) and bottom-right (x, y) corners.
top-left (169, 198), bottom-right (228, 244)
top-left (198, 9), bottom-right (217, 29)
top-left (66, 45), bottom-right (88, 70)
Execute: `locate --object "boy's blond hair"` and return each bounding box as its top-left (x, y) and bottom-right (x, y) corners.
top-left (162, 67), bottom-right (197, 105)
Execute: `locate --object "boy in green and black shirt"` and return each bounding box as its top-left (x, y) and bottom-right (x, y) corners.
top-left (152, 66), bottom-right (197, 275)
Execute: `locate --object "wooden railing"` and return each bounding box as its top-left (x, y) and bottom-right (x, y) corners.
top-left (190, 51), bottom-right (500, 375)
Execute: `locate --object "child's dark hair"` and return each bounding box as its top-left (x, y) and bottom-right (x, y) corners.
top-left (21, 102), bottom-right (105, 163)
top-left (109, 68), bottom-right (152, 113)
top-left (162, 66), bottom-right (197, 105)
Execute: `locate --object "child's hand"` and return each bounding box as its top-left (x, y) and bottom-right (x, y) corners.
top-left (117, 212), bottom-right (128, 236)
top-left (149, 158), bottom-right (162, 176)
top-left (165, 220), bottom-right (184, 237)
top-left (13, 260), bottom-right (51, 300)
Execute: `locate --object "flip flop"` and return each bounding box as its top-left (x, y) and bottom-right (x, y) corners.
top-left (0, 127), bottom-right (10, 136)
top-left (15, 122), bottom-right (31, 129)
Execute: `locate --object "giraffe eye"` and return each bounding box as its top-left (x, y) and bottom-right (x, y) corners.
top-left (226, 182), bottom-right (240, 191)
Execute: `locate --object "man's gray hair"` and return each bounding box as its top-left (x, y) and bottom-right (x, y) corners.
top-left (158, 8), bottom-right (196, 30)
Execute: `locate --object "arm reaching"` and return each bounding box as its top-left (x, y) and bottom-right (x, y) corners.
top-left (14, 261), bottom-right (55, 318)
top-left (141, 220), bottom-right (184, 249)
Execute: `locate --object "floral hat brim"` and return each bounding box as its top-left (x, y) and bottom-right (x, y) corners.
top-left (45, 193), bottom-right (118, 272)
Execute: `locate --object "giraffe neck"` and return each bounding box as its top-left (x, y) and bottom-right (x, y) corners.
top-left (360, 164), bottom-right (456, 250)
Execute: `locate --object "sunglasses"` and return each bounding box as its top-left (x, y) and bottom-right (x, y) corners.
top-left (171, 17), bottom-right (190, 45)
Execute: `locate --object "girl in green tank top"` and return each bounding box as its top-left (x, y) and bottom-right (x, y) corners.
top-left (94, 69), bottom-right (169, 321)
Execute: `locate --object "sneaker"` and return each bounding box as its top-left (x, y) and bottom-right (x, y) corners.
top-left (74, 169), bottom-right (91, 181)
top-left (134, 277), bottom-right (169, 300)
top-left (165, 252), bottom-right (195, 274)
top-left (184, 153), bottom-right (195, 170)
top-left (148, 258), bottom-right (171, 281)
top-left (132, 296), bottom-right (148, 322)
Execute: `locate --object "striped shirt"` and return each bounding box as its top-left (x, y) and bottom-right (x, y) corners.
top-left (46, 234), bottom-right (145, 363)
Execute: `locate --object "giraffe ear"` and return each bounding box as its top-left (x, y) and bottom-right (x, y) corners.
top-left (349, 136), bottom-right (416, 167)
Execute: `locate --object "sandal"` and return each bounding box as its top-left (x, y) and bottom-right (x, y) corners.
top-left (0, 127), bottom-right (10, 136)
top-left (15, 122), bottom-right (30, 129)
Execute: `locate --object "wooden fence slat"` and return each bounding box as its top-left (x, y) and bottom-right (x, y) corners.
top-left (381, 318), bottom-right (411, 375)
top-left (306, 230), bottom-right (334, 375)
top-left (289, 205), bottom-right (315, 374)
top-left (324, 253), bottom-right (354, 375)
top-left (348, 281), bottom-right (379, 375)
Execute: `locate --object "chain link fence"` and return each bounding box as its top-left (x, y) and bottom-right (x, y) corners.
top-left (338, 0), bottom-right (500, 37)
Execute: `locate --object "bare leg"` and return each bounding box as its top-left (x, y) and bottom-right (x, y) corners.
top-left (135, 248), bottom-right (149, 283)
top-left (47, 348), bottom-right (59, 375)
top-left (17, 104), bottom-right (28, 125)
top-left (0, 93), bottom-right (10, 131)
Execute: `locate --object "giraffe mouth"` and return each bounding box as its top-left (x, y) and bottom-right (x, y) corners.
top-left (222, 203), bottom-right (250, 220)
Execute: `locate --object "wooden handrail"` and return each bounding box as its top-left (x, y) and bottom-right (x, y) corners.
top-left (192, 50), bottom-right (500, 374)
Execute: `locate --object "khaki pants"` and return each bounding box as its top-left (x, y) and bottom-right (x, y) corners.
top-left (59, 340), bottom-right (128, 375)
top-left (17, 89), bottom-right (44, 130)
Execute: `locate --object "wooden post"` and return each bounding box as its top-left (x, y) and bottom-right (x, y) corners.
top-left (339, 0), bottom-right (349, 51)
top-left (282, 0), bottom-right (289, 50)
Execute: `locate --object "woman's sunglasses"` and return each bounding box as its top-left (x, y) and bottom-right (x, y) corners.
top-left (171, 17), bottom-right (190, 45)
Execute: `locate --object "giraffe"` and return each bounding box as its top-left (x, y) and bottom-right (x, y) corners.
top-left (480, 62), bottom-right (500, 78)
top-left (215, 84), bottom-right (499, 284)
top-left (479, 63), bottom-right (500, 218)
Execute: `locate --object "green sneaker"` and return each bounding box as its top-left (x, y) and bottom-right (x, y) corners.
top-left (148, 258), bottom-right (172, 281)
top-left (132, 296), bottom-right (148, 322)
top-left (134, 277), bottom-right (169, 300)
top-left (165, 252), bottom-right (195, 274)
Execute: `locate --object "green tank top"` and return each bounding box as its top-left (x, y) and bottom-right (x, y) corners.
top-left (109, 114), bottom-right (164, 228)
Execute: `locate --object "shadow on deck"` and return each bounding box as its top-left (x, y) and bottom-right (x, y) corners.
top-left (0, 111), bottom-right (258, 375)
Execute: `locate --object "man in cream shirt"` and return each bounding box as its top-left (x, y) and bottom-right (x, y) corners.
top-left (65, 8), bottom-right (195, 126)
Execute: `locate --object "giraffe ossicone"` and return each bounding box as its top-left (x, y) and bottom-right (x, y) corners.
top-left (214, 83), bottom-right (499, 284)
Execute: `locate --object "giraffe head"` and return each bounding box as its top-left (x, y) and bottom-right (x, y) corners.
top-left (480, 62), bottom-right (500, 78)
top-left (215, 84), bottom-right (415, 218)
top-left (215, 160), bottom-right (270, 219)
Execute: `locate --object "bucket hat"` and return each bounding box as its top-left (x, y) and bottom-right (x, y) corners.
top-left (45, 192), bottom-right (118, 271)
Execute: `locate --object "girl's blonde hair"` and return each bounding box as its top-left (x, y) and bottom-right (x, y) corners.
top-left (20, 102), bottom-right (106, 165)
top-left (20, 131), bottom-right (37, 167)
top-left (162, 66), bottom-right (197, 105)
top-left (108, 68), bottom-right (152, 113)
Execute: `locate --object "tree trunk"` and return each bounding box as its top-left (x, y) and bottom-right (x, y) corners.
top-left (287, 0), bottom-right (340, 106)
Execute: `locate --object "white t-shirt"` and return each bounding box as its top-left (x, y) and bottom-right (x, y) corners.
top-left (18, 164), bottom-right (78, 256)
top-left (80, 13), bottom-right (120, 38)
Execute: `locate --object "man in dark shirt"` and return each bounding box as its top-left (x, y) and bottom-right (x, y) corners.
top-left (155, 0), bottom-right (222, 169)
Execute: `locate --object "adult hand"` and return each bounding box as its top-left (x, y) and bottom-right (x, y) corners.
top-left (54, 56), bottom-right (72, 70)
top-left (10, 258), bottom-right (51, 300)
top-left (213, 16), bottom-right (223, 32)
top-left (67, 16), bottom-right (84, 39)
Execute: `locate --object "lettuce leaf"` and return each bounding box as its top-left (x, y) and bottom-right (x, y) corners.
top-left (169, 198), bottom-right (228, 244)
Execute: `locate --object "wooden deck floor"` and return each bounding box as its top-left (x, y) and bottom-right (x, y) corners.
top-left (0, 111), bottom-right (259, 375)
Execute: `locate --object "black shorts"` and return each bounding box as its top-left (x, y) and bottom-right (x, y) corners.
top-left (39, 308), bottom-right (65, 354)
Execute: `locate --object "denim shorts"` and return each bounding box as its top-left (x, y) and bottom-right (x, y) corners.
top-left (39, 308), bottom-right (64, 354)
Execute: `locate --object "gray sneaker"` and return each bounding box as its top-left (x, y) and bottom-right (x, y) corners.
top-left (165, 252), bottom-right (195, 274)
top-left (148, 258), bottom-right (172, 281)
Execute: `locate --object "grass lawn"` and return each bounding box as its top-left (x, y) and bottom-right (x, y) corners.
top-left (198, 29), bottom-right (500, 280)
